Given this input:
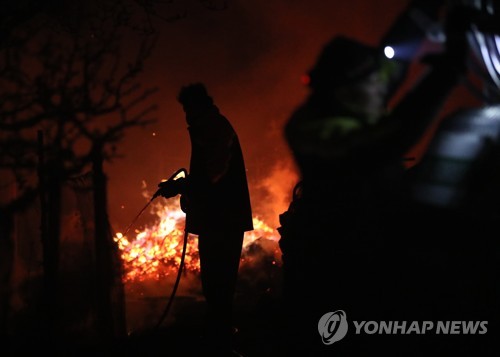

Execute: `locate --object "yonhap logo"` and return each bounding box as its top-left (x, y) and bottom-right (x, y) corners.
top-left (318, 309), bottom-right (488, 347)
top-left (318, 310), bottom-right (349, 344)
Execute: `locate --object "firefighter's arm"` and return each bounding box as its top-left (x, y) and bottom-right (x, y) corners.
top-left (385, 4), bottom-right (469, 153)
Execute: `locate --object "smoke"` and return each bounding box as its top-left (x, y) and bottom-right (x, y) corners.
top-left (250, 157), bottom-right (299, 229)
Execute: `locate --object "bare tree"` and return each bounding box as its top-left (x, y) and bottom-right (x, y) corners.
top-left (0, 0), bottom-right (232, 341)
top-left (0, 6), bottom-right (157, 339)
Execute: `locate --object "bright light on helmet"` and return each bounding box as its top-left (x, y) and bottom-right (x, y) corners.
top-left (384, 46), bottom-right (395, 59)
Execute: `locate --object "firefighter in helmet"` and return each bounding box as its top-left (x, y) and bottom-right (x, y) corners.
top-left (280, 15), bottom-right (468, 354)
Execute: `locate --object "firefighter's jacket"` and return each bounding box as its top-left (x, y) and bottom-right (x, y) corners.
top-left (183, 104), bottom-right (253, 235)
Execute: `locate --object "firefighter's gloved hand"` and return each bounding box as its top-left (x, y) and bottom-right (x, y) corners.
top-left (154, 178), bottom-right (186, 199)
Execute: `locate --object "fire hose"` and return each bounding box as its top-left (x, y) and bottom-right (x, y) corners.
top-left (155, 222), bottom-right (188, 329)
top-left (119, 168), bottom-right (189, 330)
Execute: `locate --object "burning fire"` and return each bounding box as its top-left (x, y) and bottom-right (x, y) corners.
top-left (114, 196), bottom-right (282, 283)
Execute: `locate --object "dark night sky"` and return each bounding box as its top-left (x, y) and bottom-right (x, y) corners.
top-left (105, 0), bottom-right (481, 231)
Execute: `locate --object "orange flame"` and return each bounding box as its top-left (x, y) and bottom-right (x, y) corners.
top-left (114, 196), bottom-right (282, 283)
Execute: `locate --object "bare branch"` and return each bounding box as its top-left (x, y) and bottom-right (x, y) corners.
top-left (123, 87), bottom-right (159, 112)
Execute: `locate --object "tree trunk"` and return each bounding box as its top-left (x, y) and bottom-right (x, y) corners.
top-left (37, 131), bottom-right (61, 330)
top-left (92, 143), bottom-right (126, 340)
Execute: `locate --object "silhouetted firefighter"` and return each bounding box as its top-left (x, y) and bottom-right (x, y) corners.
top-left (278, 1), bottom-right (473, 355)
top-left (156, 82), bottom-right (253, 356)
